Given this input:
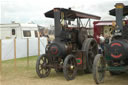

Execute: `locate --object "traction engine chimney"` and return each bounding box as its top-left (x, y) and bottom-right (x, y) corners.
top-left (54, 9), bottom-right (62, 40)
top-left (115, 3), bottom-right (124, 34)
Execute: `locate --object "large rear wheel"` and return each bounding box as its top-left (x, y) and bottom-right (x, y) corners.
top-left (63, 55), bottom-right (77, 80)
top-left (93, 54), bottom-right (106, 84)
top-left (36, 54), bottom-right (51, 78)
top-left (83, 38), bottom-right (98, 73)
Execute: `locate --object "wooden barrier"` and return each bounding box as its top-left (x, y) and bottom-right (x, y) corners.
top-left (0, 40), bottom-right (2, 71)
top-left (14, 39), bottom-right (16, 69)
top-left (0, 38), bottom-right (44, 69)
top-left (38, 37), bottom-right (40, 56)
top-left (27, 38), bottom-right (29, 66)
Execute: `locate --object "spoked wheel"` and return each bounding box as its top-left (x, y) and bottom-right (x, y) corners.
top-left (63, 55), bottom-right (77, 80)
top-left (84, 38), bottom-right (98, 73)
top-left (93, 54), bottom-right (106, 84)
top-left (36, 54), bottom-right (51, 78)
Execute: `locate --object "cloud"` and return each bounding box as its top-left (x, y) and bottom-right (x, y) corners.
top-left (0, 0), bottom-right (128, 26)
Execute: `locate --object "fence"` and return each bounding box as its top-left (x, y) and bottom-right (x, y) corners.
top-left (0, 37), bottom-right (47, 67)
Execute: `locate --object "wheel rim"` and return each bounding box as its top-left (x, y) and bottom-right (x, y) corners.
top-left (66, 57), bottom-right (77, 78)
top-left (63, 55), bottom-right (77, 80)
top-left (96, 56), bottom-right (105, 82)
top-left (88, 40), bottom-right (98, 71)
top-left (36, 54), bottom-right (51, 78)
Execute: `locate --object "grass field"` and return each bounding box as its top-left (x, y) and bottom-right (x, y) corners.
top-left (1, 56), bottom-right (128, 85)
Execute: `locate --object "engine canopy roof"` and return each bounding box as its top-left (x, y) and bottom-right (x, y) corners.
top-left (45, 8), bottom-right (101, 20)
top-left (109, 6), bottom-right (128, 16)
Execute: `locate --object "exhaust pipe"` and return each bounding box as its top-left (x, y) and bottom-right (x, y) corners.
top-left (115, 3), bottom-right (124, 31)
top-left (54, 8), bottom-right (62, 40)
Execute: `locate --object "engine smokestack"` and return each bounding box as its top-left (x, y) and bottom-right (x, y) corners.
top-left (53, 8), bottom-right (62, 39)
top-left (115, 3), bottom-right (124, 31)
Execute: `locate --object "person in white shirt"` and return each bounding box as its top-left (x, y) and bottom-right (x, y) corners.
top-left (99, 34), bottom-right (105, 44)
top-left (98, 34), bottom-right (105, 52)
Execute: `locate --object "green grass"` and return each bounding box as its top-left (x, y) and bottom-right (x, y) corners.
top-left (1, 56), bottom-right (38, 85)
top-left (1, 56), bottom-right (128, 85)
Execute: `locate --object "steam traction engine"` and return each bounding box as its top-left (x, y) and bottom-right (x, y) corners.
top-left (93, 3), bottom-right (128, 84)
top-left (36, 8), bottom-right (100, 80)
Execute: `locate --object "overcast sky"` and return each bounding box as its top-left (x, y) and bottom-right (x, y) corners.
top-left (0, 0), bottom-right (128, 26)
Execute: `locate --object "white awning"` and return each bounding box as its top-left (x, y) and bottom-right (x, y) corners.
top-left (96, 22), bottom-right (112, 26)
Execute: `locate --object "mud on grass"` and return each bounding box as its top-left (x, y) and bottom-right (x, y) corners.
top-left (1, 56), bottom-right (128, 85)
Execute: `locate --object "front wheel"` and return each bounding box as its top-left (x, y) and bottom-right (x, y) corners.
top-left (36, 54), bottom-right (51, 78)
top-left (63, 55), bottom-right (77, 80)
top-left (93, 54), bottom-right (106, 84)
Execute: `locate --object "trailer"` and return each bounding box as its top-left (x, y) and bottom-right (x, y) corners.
top-left (0, 23), bottom-right (39, 39)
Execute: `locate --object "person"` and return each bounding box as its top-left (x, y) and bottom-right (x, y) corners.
top-left (44, 35), bottom-right (51, 44)
top-left (99, 34), bottom-right (105, 44)
top-left (99, 34), bottom-right (105, 52)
